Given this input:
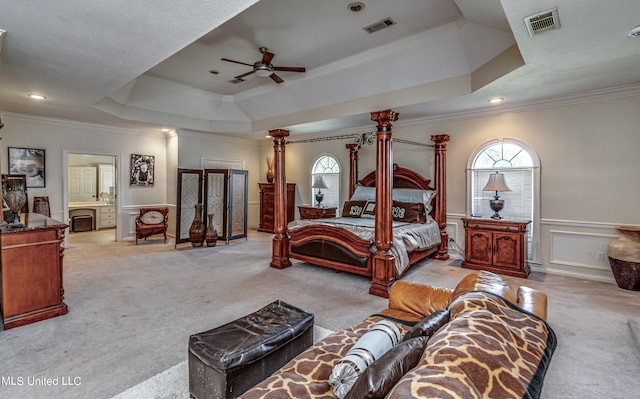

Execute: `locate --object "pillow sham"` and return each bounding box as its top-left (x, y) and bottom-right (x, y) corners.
top-left (344, 336), bottom-right (429, 399)
top-left (342, 201), bottom-right (367, 218)
top-left (361, 201), bottom-right (376, 219)
top-left (350, 185), bottom-right (376, 201)
top-left (402, 309), bottom-right (450, 342)
top-left (392, 201), bottom-right (426, 223)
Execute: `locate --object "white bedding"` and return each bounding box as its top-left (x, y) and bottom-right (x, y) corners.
top-left (288, 217), bottom-right (441, 276)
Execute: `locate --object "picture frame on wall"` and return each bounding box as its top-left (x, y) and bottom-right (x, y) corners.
top-left (130, 154), bottom-right (155, 186)
top-left (8, 147), bottom-right (46, 188)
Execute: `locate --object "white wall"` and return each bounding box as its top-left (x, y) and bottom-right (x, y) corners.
top-left (261, 95), bottom-right (640, 283)
top-left (177, 131), bottom-right (261, 229)
top-left (0, 113), bottom-right (170, 241)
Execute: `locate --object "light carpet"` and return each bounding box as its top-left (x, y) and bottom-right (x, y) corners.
top-left (111, 325), bottom-right (334, 399)
top-left (1, 230), bottom-right (639, 399)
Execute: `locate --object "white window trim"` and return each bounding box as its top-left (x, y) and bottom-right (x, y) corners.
top-left (311, 153), bottom-right (342, 209)
top-left (465, 138), bottom-right (542, 264)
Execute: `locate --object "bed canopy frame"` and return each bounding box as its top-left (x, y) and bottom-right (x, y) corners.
top-left (268, 109), bottom-right (449, 297)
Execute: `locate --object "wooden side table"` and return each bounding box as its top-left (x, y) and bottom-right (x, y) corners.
top-left (461, 217), bottom-right (531, 278)
top-left (298, 205), bottom-right (337, 220)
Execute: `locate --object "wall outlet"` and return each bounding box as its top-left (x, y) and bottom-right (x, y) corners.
top-left (596, 251), bottom-right (605, 262)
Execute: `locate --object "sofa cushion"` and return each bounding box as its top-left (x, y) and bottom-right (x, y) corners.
top-left (451, 270), bottom-right (517, 303)
top-left (387, 291), bottom-right (557, 399)
top-left (379, 280), bottom-right (453, 323)
top-left (344, 336), bottom-right (428, 399)
top-left (402, 309), bottom-right (450, 342)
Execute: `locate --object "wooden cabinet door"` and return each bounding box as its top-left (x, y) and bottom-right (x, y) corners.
top-left (466, 230), bottom-right (492, 266)
top-left (493, 232), bottom-right (521, 270)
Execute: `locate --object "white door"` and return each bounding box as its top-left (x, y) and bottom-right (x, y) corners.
top-left (98, 164), bottom-right (115, 198)
top-left (69, 166), bottom-right (97, 202)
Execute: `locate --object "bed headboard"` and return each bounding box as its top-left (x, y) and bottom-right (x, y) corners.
top-left (358, 164), bottom-right (434, 190)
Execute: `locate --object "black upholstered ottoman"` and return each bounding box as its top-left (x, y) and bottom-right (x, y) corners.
top-left (188, 300), bottom-right (314, 399)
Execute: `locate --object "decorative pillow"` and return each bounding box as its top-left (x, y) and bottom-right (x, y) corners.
top-left (139, 210), bottom-right (164, 225)
top-left (402, 309), bottom-right (450, 342)
top-left (391, 188), bottom-right (437, 213)
top-left (342, 201), bottom-right (367, 218)
top-left (392, 201), bottom-right (426, 223)
top-left (360, 201), bottom-right (376, 219)
top-left (344, 336), bottom-right (429, 399)
top-left (328, 320), bottom-right (401, 399)
top-left (350, 185), bottom-right (376, 201)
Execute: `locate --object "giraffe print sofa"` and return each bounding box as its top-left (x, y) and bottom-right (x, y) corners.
top-left (240, 271), bottom-right (556, 399)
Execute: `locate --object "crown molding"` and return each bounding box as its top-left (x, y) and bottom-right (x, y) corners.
top-left (396, 83), bottom-right (640, 126)
top-left (1, 111), bottom-right (165, 138)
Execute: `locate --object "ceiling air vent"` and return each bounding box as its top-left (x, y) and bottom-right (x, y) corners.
top-left (229, 78), bottom-right (244, 84)
top-left (363, 17), bottom-right (396, 34)
top-left (524, 8), bottom-right (560, 37)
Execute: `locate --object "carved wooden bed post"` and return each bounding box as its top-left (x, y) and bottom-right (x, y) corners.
top-left (346, 143), bottom-right (359, 199)
top-left (431, 134), bottom-right (450, 260)
top-left (369, 109), bottom-right (398, 297)
top-left (269, 129), bottom-right (292, 269)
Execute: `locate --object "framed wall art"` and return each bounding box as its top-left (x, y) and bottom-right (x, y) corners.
top-left (8, 147), bottom-right (46, 188)
top-left (130, 154), bottom-right (155, 186)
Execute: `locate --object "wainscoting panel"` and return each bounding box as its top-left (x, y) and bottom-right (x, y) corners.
top-left (541, 219), bottom-right (623, 283)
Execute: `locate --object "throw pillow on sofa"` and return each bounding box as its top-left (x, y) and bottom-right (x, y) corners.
top-left (344, 336), bottom-right (429, 399)
top-left (328, 320), bottom-right (401, 399)
top-left (402, 309), bottom-right (450, 341)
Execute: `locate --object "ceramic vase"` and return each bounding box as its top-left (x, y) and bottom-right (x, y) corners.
top-left (4, 178), bottom-right (27, 227)
top-left (189, 204), bottom-right (205, 247)
top-left (266, 156), bottom-right (274, 183)
top-left (205, 213), bottom-right (218, 247)
top-left (607, 226), bottom-right (640, 291)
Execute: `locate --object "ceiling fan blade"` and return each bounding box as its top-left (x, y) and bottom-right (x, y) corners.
top-left (221, 58), bottom-right (253, 67)
top-left (234, 70), bottom-right (256, 80)
top-left (273, 66), bottom-right (306, 73)
top-left (261, 51), bottom-right (275, 65)
top-left (270, 73), bottom-right (284, 84)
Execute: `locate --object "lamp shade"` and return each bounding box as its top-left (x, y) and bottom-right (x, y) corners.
top-left (312, 175), bottom-right (328, 189)
top-left (482, 172), bottom-right (511, 192)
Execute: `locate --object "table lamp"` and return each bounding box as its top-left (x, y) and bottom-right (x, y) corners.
top-left (312, 175), bottom-right (328, 207)
top-left (482, 171), bottom-right (511, 219)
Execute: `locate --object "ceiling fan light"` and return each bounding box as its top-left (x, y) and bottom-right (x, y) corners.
top-left (255, 66), bottom-right (272, 77)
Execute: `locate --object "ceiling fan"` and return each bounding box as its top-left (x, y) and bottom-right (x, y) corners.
top-left (221, 47), bottom-right (306, 84)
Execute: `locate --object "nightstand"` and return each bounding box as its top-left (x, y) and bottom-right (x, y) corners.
top-left (298, 205), bottom-right (337, 220)
top-left (461, 217), bottom-right (531, 278)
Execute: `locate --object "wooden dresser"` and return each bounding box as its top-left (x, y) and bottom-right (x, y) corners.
top-left (298, 205), bottom-right (337, 220)
top-left (461, 217), bottom-right (531, 278)
top-left (258, 183), bottom-right (296, 233)
top-left (1, 213), bottom-right (69, 329)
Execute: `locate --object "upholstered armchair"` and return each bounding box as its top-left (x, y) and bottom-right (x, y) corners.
top-left (135, 207), bottom-right (169, 244)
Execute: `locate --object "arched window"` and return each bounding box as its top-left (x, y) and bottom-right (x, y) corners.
top-left (467, 140), bottom-right (540, 261)
top-left (311, 154), bottom-right (341, 208)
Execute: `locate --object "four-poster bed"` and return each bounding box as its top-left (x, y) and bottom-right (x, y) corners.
top-left (269, 110), bottom-right (449, 297)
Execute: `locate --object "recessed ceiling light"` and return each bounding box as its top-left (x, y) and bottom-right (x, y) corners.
top-left (28, 94), bottom-right (46, 100)
top-left (161, 128), bottom-right (171, 132)
top-left (265, 135), bottom-right (271, 139)
top-left (628, 24), bottom-right (640, 37)
top-left (489, 97), bottom-right (504, 104)
top-left (348, 2), bottom-right (365, 12)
